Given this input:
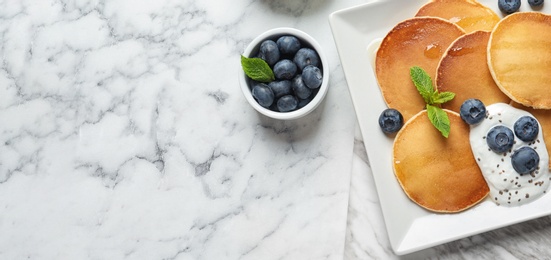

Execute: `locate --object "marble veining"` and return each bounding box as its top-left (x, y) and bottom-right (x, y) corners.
top-left (0, 0), bottom-right (358, 259)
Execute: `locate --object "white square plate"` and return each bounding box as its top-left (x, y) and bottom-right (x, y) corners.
top-left (329, 0), bottom-right (551, 255)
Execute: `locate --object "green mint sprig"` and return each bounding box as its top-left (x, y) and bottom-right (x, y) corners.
top-left (241, 55), bottom-right (274, 83)
top-left (410, 66), bottom-right (455, 138)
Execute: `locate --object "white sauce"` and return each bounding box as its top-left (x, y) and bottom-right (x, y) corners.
top-left (470, 103), bottom-right (550, 206)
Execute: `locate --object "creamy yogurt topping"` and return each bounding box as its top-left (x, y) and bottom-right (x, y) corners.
top-left (470, 103), bottom-right (550, 206)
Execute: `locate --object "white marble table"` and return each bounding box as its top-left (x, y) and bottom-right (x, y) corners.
top-left (0, 0), bottom-right (357, 259)
top-left (1, 0), bottom-right (551, 259)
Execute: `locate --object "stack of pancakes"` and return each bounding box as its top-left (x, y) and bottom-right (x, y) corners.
top-left (375, 0), bottom-right (551, 213)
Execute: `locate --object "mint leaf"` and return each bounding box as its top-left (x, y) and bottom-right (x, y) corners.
top-left (241, 55), bottom-right (274, 83)
top-left (426, 104), bottom-right (451, 138)
top-left (409, 66), bottom-right (455, 138)
top-left (410, 66), bottom-right (435, 104)
top-left (432, 91), bottom-right (455, 104)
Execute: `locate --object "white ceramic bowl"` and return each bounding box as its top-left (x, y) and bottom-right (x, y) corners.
top-left (239, 27), bottom-right (329, 120)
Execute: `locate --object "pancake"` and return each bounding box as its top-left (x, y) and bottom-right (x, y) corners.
top-left (511, 101), bottom-right (551, 169)
top-left (393, 110), bottom-right (489, 212)
top-left (488, 12), bottom-right (551, 109)
top-left (415, 0), bottom-right (500, 33)
top-left (436, 31), bottom-right (510, 112)
top-left (376, 17), bottom-right (465, 122)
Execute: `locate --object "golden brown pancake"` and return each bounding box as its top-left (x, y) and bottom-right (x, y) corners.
top-left (376, 17), bottom-right (465, 122)
top-left (415, 0), bottom-right (500, 33)
top-left (511, 101), bottom-right (551, 169)
top-left (488, 12), bottom-right (551, 109)
top-left (436, 31), bottom-right (510, 112)
top-left (393, 110), bottom-right (489, 212)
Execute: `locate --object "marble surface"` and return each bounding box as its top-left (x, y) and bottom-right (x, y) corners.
top-left (3, 0), bottom-right (551, 259)
top-left (0, 0), bottom-right (358, 259)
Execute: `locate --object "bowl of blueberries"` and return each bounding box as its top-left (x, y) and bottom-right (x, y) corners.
top-left (239, 27), bottom-right (329, 120)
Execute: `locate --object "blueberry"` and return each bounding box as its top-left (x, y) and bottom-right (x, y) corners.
top-left (528, 0), bottom-right (544, 6)
top-left (378, 108), bottom-right (403, 134)
top-left (302, 65), bottom-right (323, 89)
top-left (498, 0), bottom-right (521, 14)
top-left (292, 74), bottom-right (312, 99)
top-left (268, 80), bottom-right (292, 98)
top-left (511, 147), bottom-right (540, 174)
top-left (251, 83), bottom-right (274, 108)
top-left (257, 40), bottom-right (280, 67)
top-left (486, 125), bottom-right (515, 153)
top-left (297, 95), bottom-right (314, 109)
top-left (459, 98), bottom-right (486, 125)
top-left (514, 116), bottom-right (539, 142)
top-left (277, 36), bottom-right (301, 55)
top-left (277, 95), bottom-right (298, 112)
top-left (273, 59), bottom-right (297, 80)
top-left (293, 48), bottom-right (320, 71)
